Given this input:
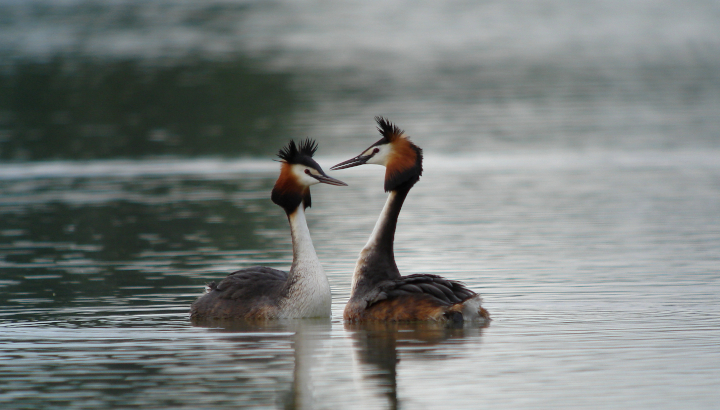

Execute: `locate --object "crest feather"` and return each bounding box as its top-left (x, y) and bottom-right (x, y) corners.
top-left (375, 116), bottom-right (405, 142)
top-left (277, 138), bottom-right (318, 163)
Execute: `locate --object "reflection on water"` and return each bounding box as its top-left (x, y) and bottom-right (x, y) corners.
top-left (191, 318), bottom-right (335, 410)
top-left (0, 312), bottom-right (484, 409)
top-left (345, 321), bottom-right (485, 410)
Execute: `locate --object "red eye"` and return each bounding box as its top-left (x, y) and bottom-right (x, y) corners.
top-left (305, 169), bottom-right (311, 174)
top-left (373, 148), bottom-right (380, 154)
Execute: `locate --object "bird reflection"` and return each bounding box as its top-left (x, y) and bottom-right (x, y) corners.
top-left (345, 321), bottom-right (486, 410)
top-left (190, 318), bottom-right (486, 409)
top-left (191, 317), bottom-right (331, 410)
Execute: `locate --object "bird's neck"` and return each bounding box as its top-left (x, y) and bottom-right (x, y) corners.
top-left (287, 205), bottom-right (321, 277)
top-left (365, 186), bottom-right (410, 255)
top-left (351, 183), bottom-right (413, 292)
top-left (281, 205), bottom-right (331, 317)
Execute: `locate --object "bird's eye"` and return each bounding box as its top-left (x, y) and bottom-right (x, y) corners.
top-left (373, 148), bottom-right (380, 154)
top-left (304, 169), bottom-right (311, 175)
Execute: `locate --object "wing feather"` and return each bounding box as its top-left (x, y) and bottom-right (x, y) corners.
top-left (190, 266), bottom-right (289, 319)
top-left (367, 274), bottom-right (478, 309)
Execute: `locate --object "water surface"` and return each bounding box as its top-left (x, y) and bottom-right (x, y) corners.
top-left (1, 1), bottom-right (720, 409)
top-left (2, 152), bottom-right (719, 409)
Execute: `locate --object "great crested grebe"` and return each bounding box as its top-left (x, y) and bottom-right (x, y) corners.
top-left (190, 139), bottom-right (346, 320)
top-left (332, 117), bottom-right (489, 323)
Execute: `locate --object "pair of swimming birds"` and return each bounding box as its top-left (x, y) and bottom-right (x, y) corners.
top-left (190, 117), bottom-right (490, 324)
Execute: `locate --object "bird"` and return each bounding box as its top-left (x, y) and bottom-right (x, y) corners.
top-left (331, 117), bottom-right (489, 323)
top-left (190, 139), bottom-right (346, 320)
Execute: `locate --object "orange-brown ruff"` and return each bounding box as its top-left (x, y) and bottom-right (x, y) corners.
top-left (385, 133), bottom-right (419, 187)
top-left (272, 162), bottom-right (311, 209)
top-left (333, 117), bottom-right (490, 324)
top-left (190, 139), bottom-right (345, 321)
top-left (274, 162), bottom-right (302, 193)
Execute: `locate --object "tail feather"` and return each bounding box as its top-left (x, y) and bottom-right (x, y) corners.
top-left (460, 295), bottom-right (490, 322)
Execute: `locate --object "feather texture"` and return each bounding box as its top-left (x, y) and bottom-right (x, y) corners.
top-left (190, 266), bottom-right (288, 319)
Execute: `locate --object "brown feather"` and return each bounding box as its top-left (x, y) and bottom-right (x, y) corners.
top-left (385, 137), bottom-right (417, 182)
top-left (273, 163), bottom-right (302, 193)
top-left (351, 295), bottom-right (445, 321)
top-left (271, 163), bottom-right (309, 212)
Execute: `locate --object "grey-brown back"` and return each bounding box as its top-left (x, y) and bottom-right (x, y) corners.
top-left (190, 266), bottom-right (289, 320)
top-left (368, 274), bottom-right (477, 308)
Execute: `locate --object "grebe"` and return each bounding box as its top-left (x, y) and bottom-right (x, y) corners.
top-left (332, 117), bottom-right (489, 323)
top-left (190, 139), bottom-right (346, 320)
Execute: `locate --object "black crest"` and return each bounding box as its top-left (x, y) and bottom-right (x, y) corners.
top-left (277, 138), bottom-right (318, 164)
top-left (375, 116), bottom-right (405, 143)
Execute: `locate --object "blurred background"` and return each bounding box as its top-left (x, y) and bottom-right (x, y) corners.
top-left (1, 1), bottom-right (720, 409)
top-left (1, 0), bottom-right (718, 159)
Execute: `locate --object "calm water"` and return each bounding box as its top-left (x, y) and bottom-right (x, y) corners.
top-left (2, 1), bottom-right (720, 409)
top-left (2, 153), bottom-right (719, 409)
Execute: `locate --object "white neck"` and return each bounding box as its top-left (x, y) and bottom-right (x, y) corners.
top-left (289, 206), bottom-right (319, 269)
top-left (280, 206), bottom-right (331, 318)
top-left (362, 191), bottom-right (397, 251)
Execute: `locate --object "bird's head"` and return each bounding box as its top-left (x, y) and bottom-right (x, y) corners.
top-left (272, 138), bottom-right (346, 213)
top-left (331, 117), bottom-right (423, 192)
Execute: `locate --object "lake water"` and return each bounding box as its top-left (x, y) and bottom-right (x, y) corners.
top-left (1, 1), bottom-right (720, 409)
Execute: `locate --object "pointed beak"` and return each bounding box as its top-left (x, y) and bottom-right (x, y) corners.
top-left (331, 154), bottom-right (371, 170)
top-left (311, 172), bottom-right (348, 186)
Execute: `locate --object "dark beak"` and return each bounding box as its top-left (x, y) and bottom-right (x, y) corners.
top-left (311, 172), bottom-right (348, 186)
top-left (331, 154), bottom-right (371, 170)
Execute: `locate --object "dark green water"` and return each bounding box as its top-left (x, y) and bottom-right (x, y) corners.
top-left (0, 58), bottom-right (295, 160)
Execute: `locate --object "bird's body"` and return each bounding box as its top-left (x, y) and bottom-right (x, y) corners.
top-left (191, 266), bottom-right (289, 319)
top-left (190, 139), bottom-right (345, 321)
top-left (333, 118), bottom-right (489, 323)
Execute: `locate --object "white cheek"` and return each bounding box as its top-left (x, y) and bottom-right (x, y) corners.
top-left (291, 165), bottom-right (319, 186)
top-left (366, 147), bottom-right (391, 166)
top-left (303, 174), bottom-right (320, 186)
